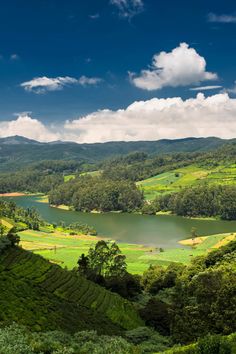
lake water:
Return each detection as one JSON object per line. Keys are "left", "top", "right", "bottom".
{"left": 11, "top": 195, "right": 236, "bottom": 248}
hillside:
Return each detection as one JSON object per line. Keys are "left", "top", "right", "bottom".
{"left": 0, "top": 245, "right": 142, "bottom": 333}
{"left": 0, "top": 135, "right": 232, "bottom": 171}
{"left": 138, "top": 162, "right": 236, "bottom": 200}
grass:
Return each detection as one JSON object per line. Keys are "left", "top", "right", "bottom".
{"left": 18, "top": 229, "right": 236, "bottom": 273}
{"left": 80, "top": 170, "right": 101, "bottom": 177}
{"left": 138, "top": 163, "right": 236, "bottom": 200}
{"left": 64, "top": 174, "right": 75, "bottom": 182}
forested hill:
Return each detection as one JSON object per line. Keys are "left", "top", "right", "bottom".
{"left": 0, "top": 135, "right": 233, "bottom": 171}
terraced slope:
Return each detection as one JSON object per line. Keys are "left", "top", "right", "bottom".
{"left": 138, "top": 163, "right": 236, "bottom": 200}
{"left": 0, "top": 246, "right": 142, "bottom": 332}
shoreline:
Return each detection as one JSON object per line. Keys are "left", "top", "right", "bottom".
{"left": 0, "top": 193, "right": 227, "bottom": 222}
{"left": 0, "top": 192, "right": 27, "bottom": 197}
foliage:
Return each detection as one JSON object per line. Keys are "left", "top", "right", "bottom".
{"left": 49, "top": 176, "right": 144, "bottom": 212}
{"left": 154, "top": 184, "right": 236, "bottom": 220}
{"left": 125, "top": 326, "right": 172, "bottom": 353}
{"left": 0, "top": 324, "right": 139, "bottom": 354}
{"left": 0, "top": 200, "right": 42, "bottom": 230}
{"left": 78, "top": 240, "right": 127, "bottom": 279}
{"left": 161, "top": 333, "right": 236, "bottom": 353}
{"left": 139, "top": 241, "right": 236, "bottom": 344}
{"left": 0, "top": 246, "right": 143, "bottom": 332}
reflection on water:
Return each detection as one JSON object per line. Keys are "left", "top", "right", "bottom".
{"left": 11, "top": 196, "right": 236, "bottom": 249}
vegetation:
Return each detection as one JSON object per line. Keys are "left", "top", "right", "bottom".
{"left": 49, "top": 176, "right": 144, "bottom": 212}
{"left": 0, "top": 324, "right": 139, "bottom": 354}
{"left": 139, "top": 240, "right": 236, "bottom": 344}
{"left": 0, "top": 244, "right": 143, "bottom": 332}
{"left": 154, "top": 184, "right": 236, "bottom": 220}
{"left": 18, "top": 226, "right": 236, "bottom": 273}
{"left": 0, "top": 199, "right": 42, "bottom": 230}
{"left": 0, "top": 136, "right": 227, "bottom": 172}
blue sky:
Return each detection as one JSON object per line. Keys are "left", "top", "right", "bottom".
{"left": 0, "top": 0, "right": 236, "bottom": 142}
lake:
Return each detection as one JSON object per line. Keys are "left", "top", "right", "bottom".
{"left": 11, "top": 195, "right": 236, "bottom": 248}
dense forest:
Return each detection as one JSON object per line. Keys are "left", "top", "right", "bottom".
{"left": 152, "top": 184, "right": 236, "bottom": 220}
{"left": 49, "top": 175, "right": 144, "bottom": 212}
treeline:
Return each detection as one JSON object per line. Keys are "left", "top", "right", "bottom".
{"left": 0, "top": 160, "right": 84, "bottom": 194}
{"left": 151, "top": 184, "right": 236, "bottom": 220}
{"left": 0, "top": 200, "right": 42, "bottom": 229}
{"left": 49, "top": 176, "right": 144, "bottom": 212}
{"left": 100, "top": 151, "right": 200, "bottom": 182}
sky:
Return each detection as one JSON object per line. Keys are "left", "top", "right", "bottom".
{"left": 1, "top": 0, "right": 236, "bottom": 143}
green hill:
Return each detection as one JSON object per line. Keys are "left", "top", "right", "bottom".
{"left": 138, "top": 162, "right": 236, "bottom": 200}
{"left": 0, "top": 245, "right": 143, "bottom": 333}
{"left": 0, "top": 136, "right": 231, "bottom": 171}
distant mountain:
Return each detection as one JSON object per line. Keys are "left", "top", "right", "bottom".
{"left": 0, "top": 135, "right": 234, "bottom": 171}
{"left": 0, "top": 135, "right": 42, "bottom": 145}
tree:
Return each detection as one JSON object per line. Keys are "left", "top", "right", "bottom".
{"left": 7, "top": 227, "right": 20, "bottom": 246}
{"left": 77, "top": 253, "right": 89, "bottom": 276}
{"left": 78, "top": 241, "right": 127, "bottom": 279}
{"left": 191, "top": 227, "right": 197, "bottom": 245}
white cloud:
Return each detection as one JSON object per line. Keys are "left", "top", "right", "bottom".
{"left": 110, "top": 0, "right": 144, "bottom": 18}
{"left": 63, "top": 93, "right": 236, "bottom": 143}
{"left": 0, "top": 114, "right": 59, "bottom": 142}
{"left": 21, "top": 75, "right": 102, "bottom": 94}
{"left": 78, "top": 76, "right": 102, "bottom": 86}
{"left": 3, "top": 93, "right": 236, "bottom": 143}
{"left": 21, "top": 76, "right": 78, "bottom": 94}
{"left": 190, "top": 85, "right": 222, "bottom": 91}
{"left": 130, "top": 43, "right": 218, "bottom": 90}
{"left": 208, "top": 13, "right": 236, "bottom": 23}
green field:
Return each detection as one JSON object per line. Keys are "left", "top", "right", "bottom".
{"left": 138, "top": 163, "right": 236, "bottom": 200}
{"left": 64, "top": 174, "right": 75, "bottom": 182}
{"left": 19, "top": 229, "right": 235, "bottom": 274}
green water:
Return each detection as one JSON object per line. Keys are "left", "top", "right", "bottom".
{"left": 11, "top": 195, "right": 236, "bottom": 248}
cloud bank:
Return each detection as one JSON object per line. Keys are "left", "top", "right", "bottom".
{"left": 130, "top": 43, "right": 218, "bottom": 90}
{"left": 1, "top": 93, "right": 236, "bottom": 143}
{"left": 21, "top": 75, "right": 102, "bottom": 94}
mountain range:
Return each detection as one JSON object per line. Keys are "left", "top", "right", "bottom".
{"left": 0, "top": 135, "right": 234, "bottom": 171}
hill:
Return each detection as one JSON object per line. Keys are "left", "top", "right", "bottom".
{"left": 138, "top": 162, "right": 236, "bottom": 200}
{"left": 0, "top": 244, "right": 142, "bottom": 333}
{"left": 0, "top": 135, "right": 232, "bottom": 171}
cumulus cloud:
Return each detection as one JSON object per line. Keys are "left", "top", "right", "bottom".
{"left": 110, "top": 0, "right": 144, "bottom": 18}
{"left": 208, "top": 13, "right": 236, "bottom": 23}
{"left": 130, "top": 43, "right": 218, "bottom": 90}
{"left": 2, "top": 94, "right": 236, "bottom": 143}
{"left": 63, "top": 93, "right": 236, "bottom": 143}
{"left": 21, "top": 75, "right": 102, "bottom": 94}
{"left": 0, "top": 114, "right": 59, "bottom": 142}
{"left": 190, "top": 85, "right": 222, "bottom": 91}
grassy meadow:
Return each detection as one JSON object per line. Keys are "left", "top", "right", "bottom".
{"left": 137, "top": 163, "right": 236, "bottom": 200}
{"left": 18, "top": 228, "right": 236, "bottom": 274}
